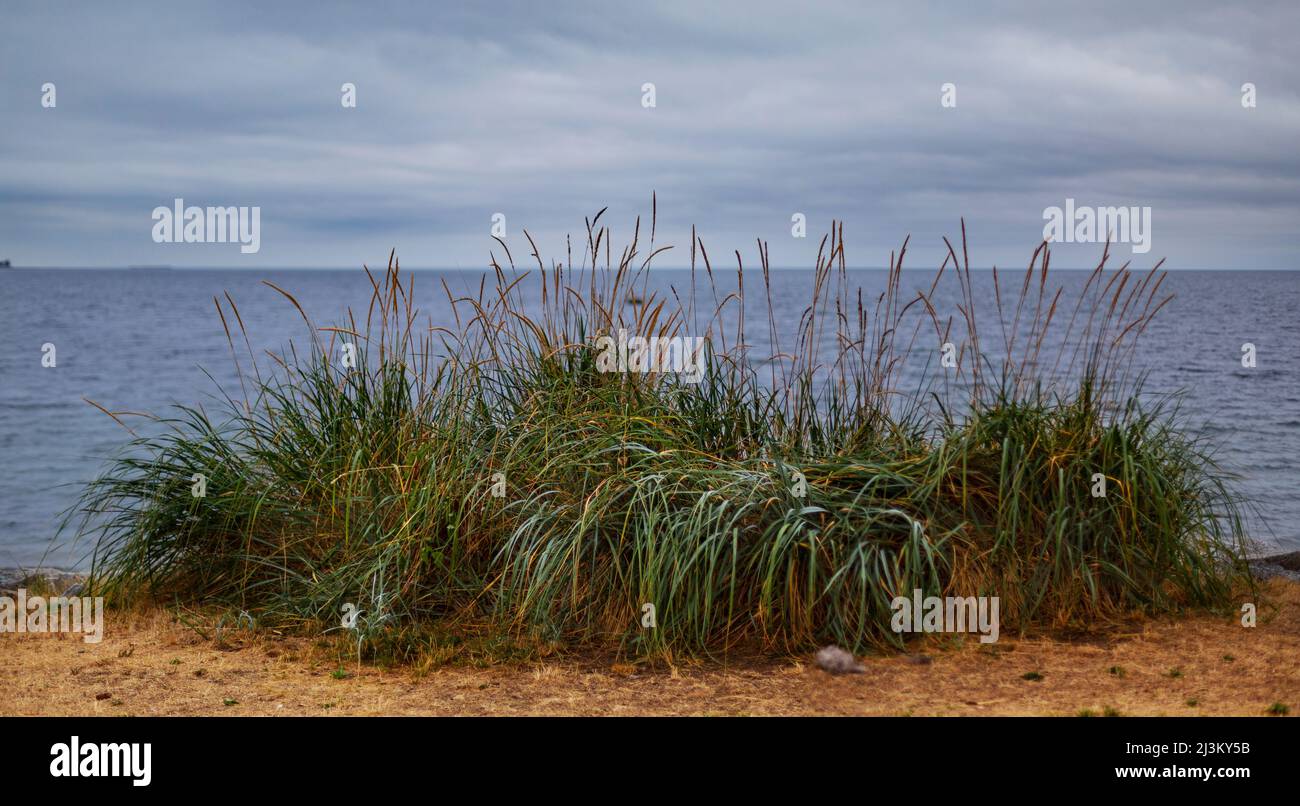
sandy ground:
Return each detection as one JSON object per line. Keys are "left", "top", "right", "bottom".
{"left": 2, "top": 580, "right": 1298, "bottom": 716}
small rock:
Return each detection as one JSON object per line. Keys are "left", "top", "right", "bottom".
{"left": 95, "top": 692, "right": 111, "bottom": 701}
{"left": 906, "top": 654, "right": 933, "bottom": 665}
{"left": 814, "top": 645, "right": 865, "bottom": 674}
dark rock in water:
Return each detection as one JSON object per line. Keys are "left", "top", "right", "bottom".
{"left": 1265, "top": 551, "right": 1300, "bottom": 572}
{"left": 814, "top": 645, "right": 866, "bottom": 674}
{"left": 1249, "top": 552, "right": 1300, "bottom": 583}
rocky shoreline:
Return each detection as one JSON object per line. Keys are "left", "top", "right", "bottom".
{"left": 4, "top": 552, "right": 1300, "bottom": 599}
{"left": 1248, "top": 551, "right": 1300, "bottom": 582}
{"left": 0, "top": 567, "right": 86, "bottom": 597}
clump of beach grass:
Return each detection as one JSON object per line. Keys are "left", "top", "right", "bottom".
{"left": 65, "top": 204, "right": 1254, "bottom": 659}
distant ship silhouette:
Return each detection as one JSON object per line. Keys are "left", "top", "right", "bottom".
{"left": 0, "top": 260, "right": 11, "bottom": 268}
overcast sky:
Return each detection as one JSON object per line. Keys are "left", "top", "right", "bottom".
{"left": 2, "top": 1, "right": 1298, "bottom": 269}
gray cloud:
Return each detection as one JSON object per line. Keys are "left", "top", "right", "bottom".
{"left": 1, "top": 0, "right": 1297, "bottom": 269}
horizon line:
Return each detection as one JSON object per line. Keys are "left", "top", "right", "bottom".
{"left": 4, "top": 265, "right": 1299, "bottom": 272}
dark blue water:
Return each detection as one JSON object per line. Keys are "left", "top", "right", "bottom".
{"left": 1, "top": 267, "right": 1296, "bottom": 568}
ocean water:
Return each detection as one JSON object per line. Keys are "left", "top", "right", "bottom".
{"left": 1, "top": 267, "right": 1297, "bottom": 569}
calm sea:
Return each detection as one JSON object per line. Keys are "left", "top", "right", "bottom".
{"left": 1, "top": 267, "right": 1297, "bottom": 568}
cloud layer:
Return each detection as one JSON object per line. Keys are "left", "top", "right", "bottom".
{"left": 2, "top": 0, "right": 1298, "bottom": 269}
